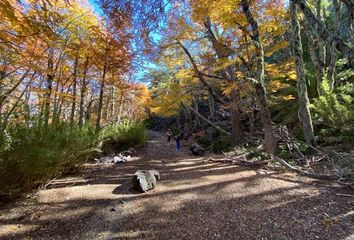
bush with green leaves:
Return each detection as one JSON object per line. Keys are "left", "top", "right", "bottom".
{"left": 311, "top": 80, "right": 353, "bottom": 130}
{"left": 197, "top": 134, "right": 234, "bottom": 153}
{"left": 0, "top": 123, "right": 97, "bottom": 199}
{"left": 99, "top": 121, "right": 147, "bottom": 153}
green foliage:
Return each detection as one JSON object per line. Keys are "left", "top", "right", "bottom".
{"left": 0, "top": 123, "right": 97, "bottom": 199}
{"left": 297, "top": 141, "right": 310, "bottom": 154}
{"left": 143, "top": 118, "right": 160, "bottom": 129}
{"left": 99, "top": 121, "right": 147, "bottom": 153}
{"left": 197, "top": 135, "right": 233, "bottom": 153}
{"left": 278, "top": 144, "right": 291, "bottom": 159}
{"left": 336, "top": 58, "right": 354, "bottom": 82}
{"left": 196, "top": 136, "right": 212, "bottom": 149}
{"left": 0, "top": 121, "right": 148, "bottom": 201}
{"left": 212, "top": 135, "right": 234, "bottom": 153}
{"left": 310, "top": 80, "right": 354, "bottom": 129}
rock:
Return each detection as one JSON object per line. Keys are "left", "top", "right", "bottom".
{"left": 96, "top": 153, "right": 130, "bottom": 164}
{"left": 190, "top": 143, "right": 205, "bottom": 156}
{"left": 132, "top": 170, "right": 160, "bottom": 193}
{"left": 113, "top": 154, "right": 130, "bottom": 163}
{"left": 120, "top": 148, "right": 136, "bottom": 156}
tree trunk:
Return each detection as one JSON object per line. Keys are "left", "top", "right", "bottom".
{"left": 230, "top": 89, "right": 241, "bottom": 143}
{"left": 79, "top": 57, "right": 89, "bottom": 127}
{"left": 44, "top": 48, "right": 54, "bottom": 127}
{"left": 110, "top": 86, "right": 115, "bottom": 123}
{"left": 249, "top": 108, "right": 255, "bottom": 139}
{"left": 177, "top": 41, "right": 226, "bottom": 105}
{"left": 293, "top": 0, "right": 354, "bottom": 59}
{"left": 241, "top": 0, "right": 276, "bottom": 154}
{"left": 193, "top": 97, "right": 200, "bottom": 130}
{"left": 117, "top": 90, "right": 124, "bottom": 123}
{"left": 208, "top": 93, "right": 215, "bottom": 120}
{"left": 326, "top": 0, "right": 341, "bottom": 90}
{"left": 70, "top": 57, "right": 79, "bottom": 124}
{"left": 2, "top": 74, "right": 35, "bottom": 128}
{"left": 307, "top": 35, "right": 325, "bottom": 96}
{"left": 96, "top": 65, "right": 106, "bottom": 131}
{"left": 204, "top": 18, "right": 242, "bottom": 142}
{"left": 52, "top": 67, "right": 62, "bottom": 125}
{"left": 339, "top": 0, "right": 354, "bottom": 46}
{"left": 186, "top": 104, "right": 231, "bottom": 136}
{"left": 290, "top": 0, "right": 317, "bottom": 146}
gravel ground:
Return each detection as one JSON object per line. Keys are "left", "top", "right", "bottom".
{"left": 0, "top": 131, "right": 353, "bottom": 240}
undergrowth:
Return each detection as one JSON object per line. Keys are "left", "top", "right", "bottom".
{"left": 0, "top": 120, "right": 147, "bottom": 201}
{"left": 99, "top": 120, "right": 147, "bottom": 153}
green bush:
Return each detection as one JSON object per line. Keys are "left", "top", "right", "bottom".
{"left": 311, "top": 80, "right": 354, "bottom": 129}
{"left": 196, "top": 136, "right": 212, "bottom": 149}
{"left": 196, "top": 134, "right": 234, "bottom": 153}
{"left": 0, "top": 123, "right": 97, "bottom": 199}
{"left": 211, "top": 135, "right": 234, "bottom": 153}
{"left": 99, "top": 121, "right": 147, "bottom": 153}
{"left": 278, "top": 144, "right": 291, "bottom": 159}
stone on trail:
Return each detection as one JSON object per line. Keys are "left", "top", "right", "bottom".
{"left": 132, "top": 170, "right": 160, "bottom": 193}
{"left": 190, "top": 143, "right": 205, "bottom": 156}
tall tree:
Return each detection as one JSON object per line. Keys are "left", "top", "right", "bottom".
{"left": 241, "top": 0, "right": 276, "bottom": 154}
{"left": 290, "top": 0, "right": 316, "bottom": 146}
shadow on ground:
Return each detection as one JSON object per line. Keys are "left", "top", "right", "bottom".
{"left": 0, "top": 131, "right": 353, "bottom": 240}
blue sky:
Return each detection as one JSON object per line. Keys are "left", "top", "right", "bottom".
{"left": 88, "top": 0, "right": 104, "bottom": 15}
{"left": 87, "top": 0, "right": 160, "bottom": 84}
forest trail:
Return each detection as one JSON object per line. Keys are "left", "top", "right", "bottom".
{"left": 0, "top": 131, "right": 353, "bottom": 240}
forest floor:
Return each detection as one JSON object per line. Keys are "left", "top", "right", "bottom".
{"left": 0, "top": 131, "right": 353, "bottom": 240}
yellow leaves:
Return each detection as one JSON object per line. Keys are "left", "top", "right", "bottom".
{"left": 266, "top": 59, "right": 296, "bottom": 81}
{"left": 270, "top": 80, "right": 290, "bottom": 93}
{"left": 270, "top": 80, "right": 281, "bottom": 93}
{"left": 288, "top": 71, "right": 297, "bottom": 81}
{"left": 222, "top": 82, "right": 237, "bottom": 96}
{"left": 282, "top": 95, "right": 296, "bottom": 101}
{"left": 149, "top": 71, "right": 194, "bottom": 117}
{"left": 213, "top": 58, "right": 241, "bottom": 72}
{"left": 265, "top": 40, "right": 289, "bottom": 57}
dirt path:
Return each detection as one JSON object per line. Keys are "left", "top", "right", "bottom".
{"left": 0, "top": 131, "right": 353, "bottom": 240}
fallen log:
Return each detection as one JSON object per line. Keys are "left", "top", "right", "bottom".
{"left": 272, "top": 155, "right": 340, "bottom": 180}
{"left": 207, "top": 157, "right": 269, "bottom": 166}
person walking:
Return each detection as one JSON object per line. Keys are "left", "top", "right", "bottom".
{"left": 175, "top": 133, "right": 181, "bottom": 151}
{"left": 166, "top": 128, "right": 172, "bottom": 143}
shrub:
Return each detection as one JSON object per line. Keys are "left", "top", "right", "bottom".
{"left": 0, "top": 123, "right": 97, "bottom": 200}
{"left": 311, "top": 80, "right": 354, "bottom": 130}
{"left": 196, "top": 136, "right": 212, "bottom": 149}
{"left": 211, "top": 135, "right": 234, "bottom": 153}
{"left": 99, "top": 120, "right": 147, "bottom": 153}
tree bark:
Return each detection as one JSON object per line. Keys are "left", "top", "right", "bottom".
{"left": 96, "top": 65, "right": 106, "bottom": 131}
{"left": 230, "top": 89, "right": 241, "bottom": 143}
{"left": 204, "top": 18, "right": 242, "bottom": 142}
{"left": 290, "top": 0, "right": 317, "bottom": 147}
{"left": 79, "top": 56, "right": 89, "bottom": 127}
{"left": 241, "top": 0, "right": 276, "bottom": 154}
{"left": 193, "top": 97, "right": 200, "bottom": 130}
{"left": 208, "top": 92, "right": 215, "bottom": 120}
{"left": 293, "top": 0, "right": 354, "bottom": 59}
{"left": 43, "top": 48, "right": 54, "bottom": 127}
{"left": 2, "top": 73, "right": 36, "bottom": 128}
{"left": 70, "top": 57, "right": 79, "bottom": 124}
{"left": 177, "top": 41, "right": 226, "bottom": 105}
{"left": 326, "top": 0, "right": 341, "bottom": 90}
{"left": 307, "top": 34, "right": 325, "bottom": 96}
{"left": 186, "top": 104, "right": 231, "bottom": 136}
